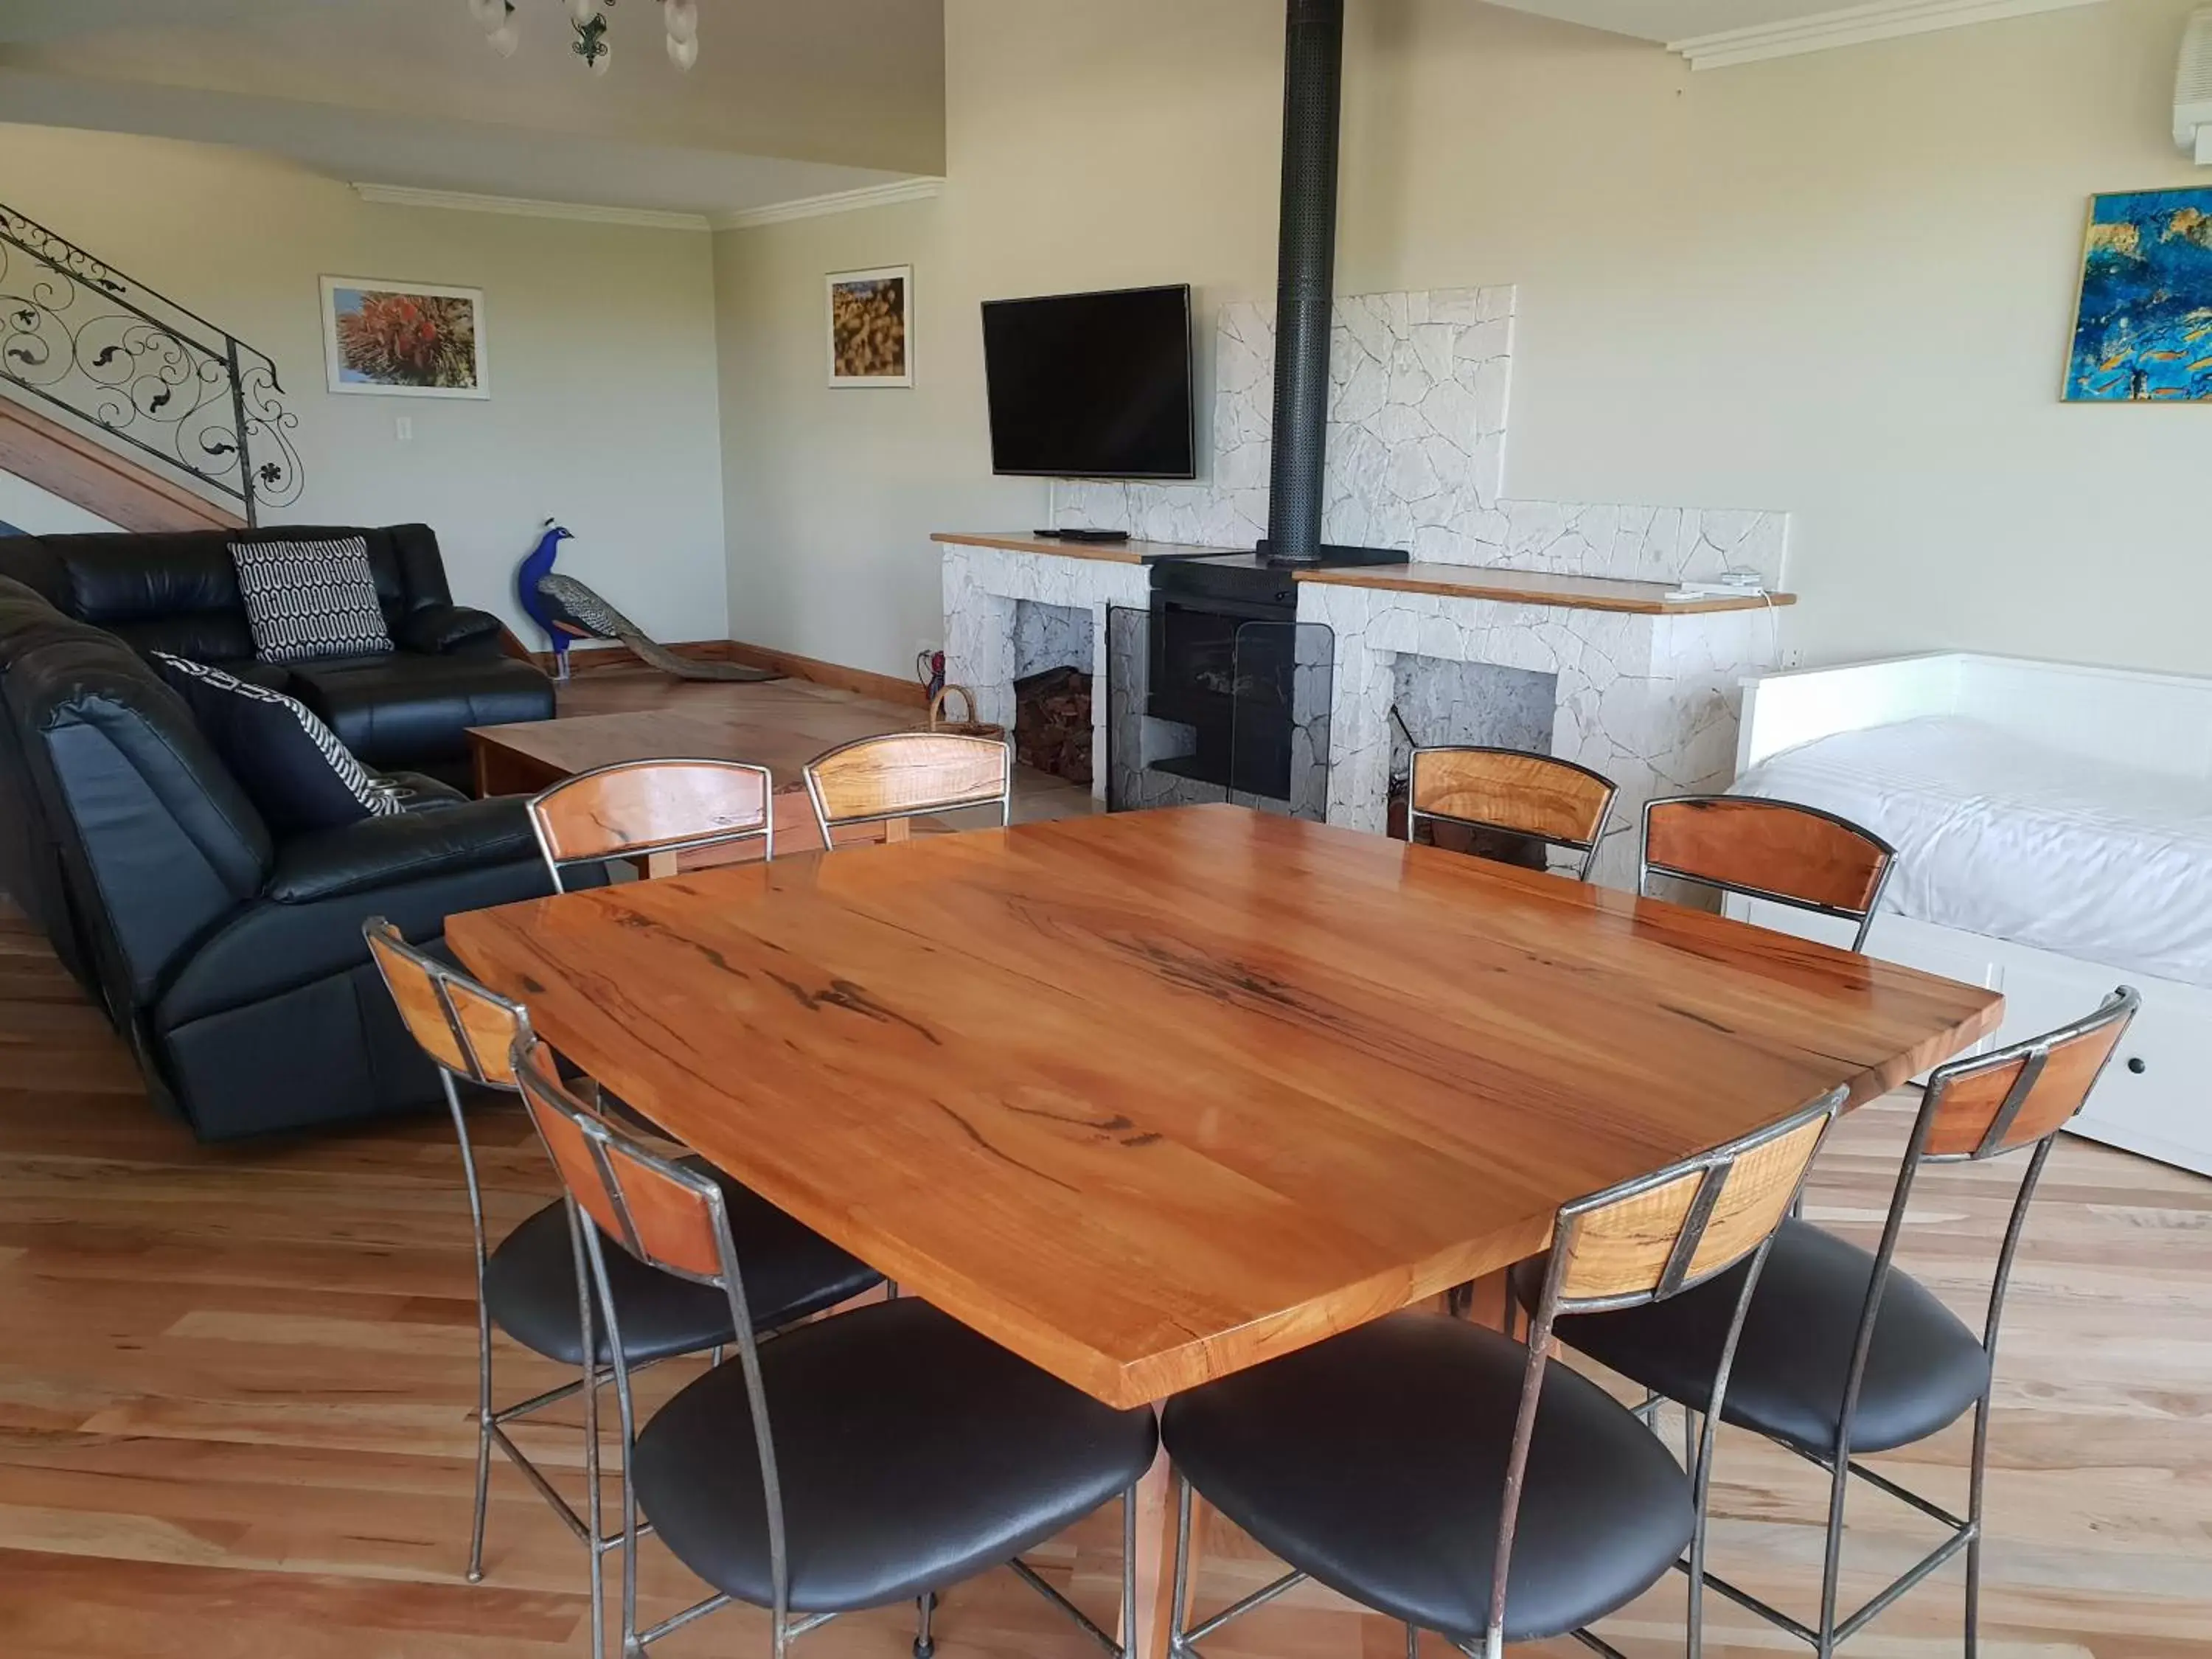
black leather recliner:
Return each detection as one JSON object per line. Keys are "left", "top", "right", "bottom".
{"left": 0, "top": 574, "right": 582, "bottom": 1141}
{"left": 0, "top": 523, "right": 554, "bottom": 789}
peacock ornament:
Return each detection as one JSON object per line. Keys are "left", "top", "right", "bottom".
{"left": 516, "top": 521, "right": 777, "bottom": 683}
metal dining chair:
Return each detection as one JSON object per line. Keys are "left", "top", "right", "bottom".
{"left": 510, "top": 1033, "right": 1159, "bottom": 1659}
{"left": 802, "top": 730, "right": 1012, "bottom": 848}
{"left": 1641, "top": 795, "right": 1897, "bottom": 950}
{"left": 1161, "top": 1085, "right": 1846, "bottom": 1659}
{"left": 1529, "top": 988, "right": 2140, "bottom": 1659}
{"left": 528, "top": 757, "right": 776, "bottom": 888}
{"left": 361, "top": 921, "right": 879, "bottom": 1659}
{"left": 1405, "top": 745, "right": 1618, "bottom": 880}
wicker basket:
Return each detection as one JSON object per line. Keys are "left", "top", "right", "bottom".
{"left": 927, "top": 684, "right": 1005, "bottom": 742}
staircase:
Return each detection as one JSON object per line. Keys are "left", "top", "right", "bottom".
{"left": 0, "top": 204, "right": 303, "bottom": 533}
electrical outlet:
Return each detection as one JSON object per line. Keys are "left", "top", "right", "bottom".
{"left": 394, "top": 416, "right": 413, "bottom": 442}
{"left": 1782, "top": 646, "right": 1806, "bottom": 670}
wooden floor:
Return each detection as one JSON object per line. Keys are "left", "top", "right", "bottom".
{"left": 3, "top": 674, "right": 2208, "bottom": 1658}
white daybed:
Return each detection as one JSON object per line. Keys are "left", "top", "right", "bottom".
{"left": 1731, "top": 652, "right": 2212, "bottom": 1178}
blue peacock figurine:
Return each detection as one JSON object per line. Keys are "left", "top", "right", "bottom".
{"left": 516, "top": 521, "right": 778, "bottom": 683}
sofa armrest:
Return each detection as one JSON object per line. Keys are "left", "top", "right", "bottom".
{"left": 396, "top": 602, "right": 506, "bottom": 655}
{"left": 267, "top": 797, "right": 540, "bottom": 904}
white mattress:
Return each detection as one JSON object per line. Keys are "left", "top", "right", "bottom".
{"left": 1732, "top": 717, "right": 2212, "bottom": 990}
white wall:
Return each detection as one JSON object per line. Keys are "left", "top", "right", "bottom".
{"left": 1, "top": 122, "right": 728, "bottom": 647}
{"left": 717, "top": 0, "right": 2212, "bottom": 681}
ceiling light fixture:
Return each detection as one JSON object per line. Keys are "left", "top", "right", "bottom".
{"left": 465, "top": 0, "right": 700, "bottom": 74}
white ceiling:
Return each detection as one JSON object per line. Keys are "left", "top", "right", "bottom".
{"left": 0, "top": 0, "right": 944, "bottom": 217}
{"left": 1483, "top": 0, "right": 1864, "bottom": 38}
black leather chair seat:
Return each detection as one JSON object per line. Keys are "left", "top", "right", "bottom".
{"left": 288, "top": 652, "right": 553, "bottom": 769}
{"left": 485, "top": 1160, "right": 880, "bottom": 1366}
{"left": 1532, "top": 1218, "right": 1992, "bottom": 1456}
{"left": 630, "top": 1296, "right": 1158, "bottom": 1615}
{"left": 1161, "top": 1312, "right": 1693, "bottom": 1645}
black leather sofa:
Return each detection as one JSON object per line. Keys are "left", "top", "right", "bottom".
{"left": 0, "top": 524, "right": 553, "bottom": 790}
{"left": 0, "top": 562, "right": 576, "bottom": 1141}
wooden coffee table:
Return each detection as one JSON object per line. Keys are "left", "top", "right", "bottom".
{"left": 469, "top": 692, "right": 931, "bottom": 869}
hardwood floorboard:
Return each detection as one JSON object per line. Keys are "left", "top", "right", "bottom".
{"left": 2, "top": 674, "right": 2206, "bottom": 1656}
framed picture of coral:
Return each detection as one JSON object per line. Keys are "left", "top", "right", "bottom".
{"left": 826, "top": 265, "right": 913, "bottom": 387}
{"left": 320, "top": 276, "right": 489, "bottom": 399}
{"left": 2065, "top": 188, "right": 2212, "bottom": 403}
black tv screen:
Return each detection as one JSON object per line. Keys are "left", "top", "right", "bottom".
{"left": 982, "top": 285, "right": 1195, "bottom": 479}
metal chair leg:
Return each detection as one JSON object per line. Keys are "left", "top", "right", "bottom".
{"left": 1965, "top": 1391, "right": 1992, "bottom": 1659}
{"left": 467, "top": 1307, "right": 493, "bottom": 1583}
{"left": 447, "top": 1071, "right": 496, "bottom": 1587}
{"left": 1166, "top": 1474, "right": 1193, "bottom": 1658}
{"left": 913, "top": 1590, "right": 936, "bottom": 1659}
{"left": 1815, "top": 1444, "right": 1850, "bottom": 1659}
{"left": 575, "top": 1219, "right": 608, "bottom": 1659}
{"left": 1407, "top": 1623, "right": 1421, "bottom": 1658}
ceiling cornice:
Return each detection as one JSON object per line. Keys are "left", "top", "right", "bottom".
{"left": 709, "top": 176, "right": 944, "bottom": 232}
{"left": 350, "top": 182, "right": 710, "bottom": 231}
{"left": 1669, "top": 0, "right": 2110, "bottom": 70}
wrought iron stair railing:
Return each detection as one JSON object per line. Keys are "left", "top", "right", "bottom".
{"left": 0, "top": 203, "right": 303, "bottom": 526}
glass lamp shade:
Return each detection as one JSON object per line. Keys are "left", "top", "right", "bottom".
{"left": 489, "top": 15, "right": 521, "bottom": 55}
{"left": 667, "top": 30, "right": 699, "bottom": 69}
{"left": 664, "top": 0, "right": 699, "bottom": 43}
{"left": 467, "top": 0, "right": 507, "bottom": 29}
{"left": 567, "top": 0, "right": 599, "bottom": 25}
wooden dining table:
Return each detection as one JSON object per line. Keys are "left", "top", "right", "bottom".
{"left": 447, "top": 802, "right": 2003, "bottom": 1658}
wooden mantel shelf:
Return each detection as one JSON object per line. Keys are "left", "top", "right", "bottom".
{"left": 931, "top": 531, "right": 1225, "bottom": 566}
{"left": 1294, "top": 563, "right": 1796, "bottom": 615}
{"left": 933, "top": 533, "right": 1795, "bottom": 615}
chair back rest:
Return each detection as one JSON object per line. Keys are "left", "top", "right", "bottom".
{"left": 1408, "top": 746, "right": 1616, "bottom": 866}
{"left": 804, "top": 731, "right": 1011, "bottom": 841}
{"left": 1643, "top": 795, "right": 1894, "bottom": 941}
{"left": 363, "top": 917, "right": 529, "bottom": 1089}
{"left": 1919, "top": 987, "right": 2138, "bottom": 1162}
{"left": 1548, "top": 1087, "right": 1846, "bottom": 1311}
{"left": 528, "top": 758, "right": 773, "bottom": 885}
{"left": 512, "top": 1034, "right": 729, "bottom": 1283}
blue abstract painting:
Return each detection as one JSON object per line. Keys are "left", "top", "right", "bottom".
{"left": 2065, "top": 188, "right": 2212, "bottom": 403}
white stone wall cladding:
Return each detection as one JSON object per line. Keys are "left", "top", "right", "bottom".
{"left": 942, "top": 543, "right": 1147, "bottom": 801}
{"left": 1298, "top": 580, "right": 1778, "bottom": 888}
{"left": 1051, "top": 287, "right": 1788, "bottom": 590}
{"left": 1014, "top": 599, "right": 1095, "bottom": 678}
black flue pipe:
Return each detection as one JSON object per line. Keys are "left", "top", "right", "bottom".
{"left": 1264, "top": 0, "right": 1346, "bottom": 568}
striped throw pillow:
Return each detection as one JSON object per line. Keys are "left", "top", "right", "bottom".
{"left": 151, "top": 652, "right": 403, "bottom": 835}
{"left": 229, "top": 533, "right": 396, "bottom": 664}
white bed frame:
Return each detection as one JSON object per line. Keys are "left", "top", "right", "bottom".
{"left": 1735, "top": 652, "right": 2212, "bottom": 1178}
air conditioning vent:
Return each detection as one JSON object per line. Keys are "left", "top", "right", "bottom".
{"left": 2180, "top": 7, "right": 2212, "bottom": 160}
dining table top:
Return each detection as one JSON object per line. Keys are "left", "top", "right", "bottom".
{"left": 446, "top": 803, "right": 2003, "bottom": 1410}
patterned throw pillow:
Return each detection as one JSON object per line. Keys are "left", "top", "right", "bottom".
{"left": 151, "top": 652, "right": 403, "bottom": 837}
{"left": 229, "top": 533, "right": 396, "bottom": 664}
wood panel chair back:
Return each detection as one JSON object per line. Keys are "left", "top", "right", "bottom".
{"left": 803, "top": 730, "right": 1012, "bottom": 846}
{"left": 528, "top": 759, "right": 775, "bottom": 887}
{"left": 1548, "top": 1087, "right": 1845, "bottom": 1309}
{"left": 1407, "top": 746, "right": 1618, "bottom": 880}
{"left": 1920, "top": 987, "right": 2138, "bottom": 1162}
{"left": 1642, "top": 795, "right": 1896, "bottom": 949}
{"left": 363, "top": 918, "right": 529, "bottom": 1091}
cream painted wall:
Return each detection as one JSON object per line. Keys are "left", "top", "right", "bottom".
{"left": 1, "top": 122, "right": 728, "bottom": 647}
{"left": 719, "top": 0, "right": 2211, "bottom": 681}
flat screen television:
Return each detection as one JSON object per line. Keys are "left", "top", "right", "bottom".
{"left": 981, "top": 284, "right": 1196, "bottom": 479}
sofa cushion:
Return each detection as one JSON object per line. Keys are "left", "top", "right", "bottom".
{"left": 229, "top": 532, "right": 397, "bottom": 664}
{"left": 151, "top": 653, "right": 401, "bottom": 837}
{"left": 288, "top": 652, "right": 555, "bottom": 768}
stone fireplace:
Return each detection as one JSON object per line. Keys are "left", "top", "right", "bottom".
{"left": 942, "top": 285, "right": 1790, "bottom": 883}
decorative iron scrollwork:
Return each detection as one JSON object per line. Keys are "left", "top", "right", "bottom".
{"left": 0, "top": 204, "right": 303, "bottom": 523}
